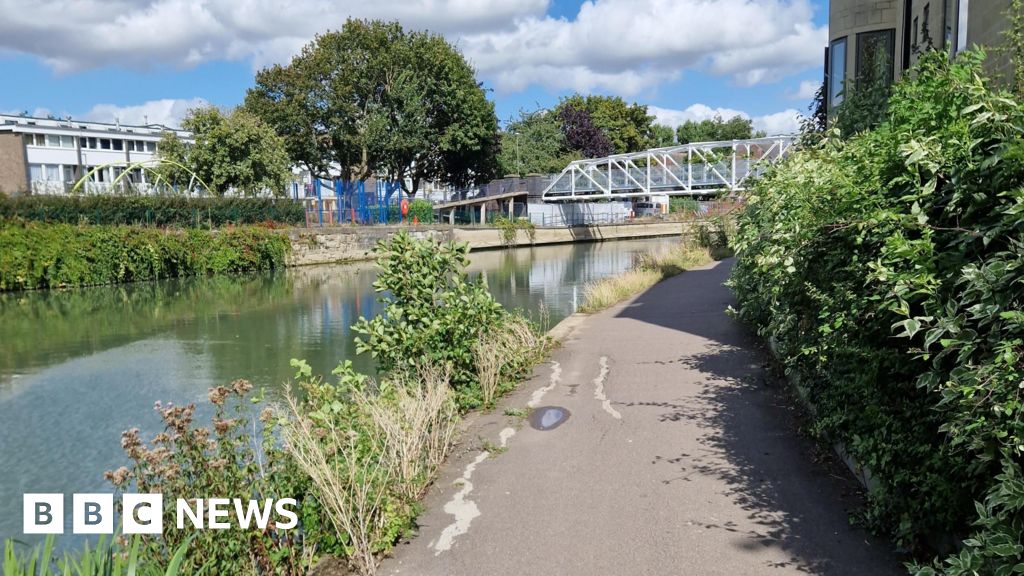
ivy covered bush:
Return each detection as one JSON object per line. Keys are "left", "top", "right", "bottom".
{"left": 0, "top": 194, "right": 305, "bottom": 228}
{"left": 0, "top": 220, "right": 291, "bottom": 290}
{"left": 731, "top": 49, "right": 1024, "bottom": 574}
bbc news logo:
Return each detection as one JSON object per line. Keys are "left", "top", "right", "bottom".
{"left": 23, "top": 494, "right": 298, "bottom": 535}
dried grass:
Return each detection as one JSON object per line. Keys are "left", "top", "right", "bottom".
{"left": 473, "top": 314, "right": 547, "bottom": 406}
{"left": 579, "top": 243, "right": 711, "bottom": 313}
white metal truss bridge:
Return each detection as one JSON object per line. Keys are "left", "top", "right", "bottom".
{"left": 540, "top": 136, "right": 796, "bottom": 202}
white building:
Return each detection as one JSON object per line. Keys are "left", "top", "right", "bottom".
{"left": 0, "top": 113, "right": 192, "bottom": 195}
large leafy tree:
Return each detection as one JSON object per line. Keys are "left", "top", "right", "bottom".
{"left": 557, "top": 103, "right": 614, "bottom": 158}
{"left": 651, "top": 124, "right": 676, "bottom": 147}
{"left": 157, "top": 106, "right": 291, "bottom": 196}
{"left": 556, "top": 94, "right": 654, "bottom": 153}
{"left": 675, "top": 115, "right": 764, "bottom": 144}
{"left": 497, "top": 109, "right": 579, "bottom": 176}
{"left": 245, "top": 19, "right": 499, "bottom": 196}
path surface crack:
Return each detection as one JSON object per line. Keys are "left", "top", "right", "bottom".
{"left": 528, "top": 361, "right": 561, "bottom": 408}
{"left": 593, "top": 356, "right": 621, "bottom": 419}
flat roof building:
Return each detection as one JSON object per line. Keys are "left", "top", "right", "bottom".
{"left": 0, "top": 113, "right": 192, "bottom": 195}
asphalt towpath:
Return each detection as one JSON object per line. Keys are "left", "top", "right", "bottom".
{"left": 382, "top": 258, "right": 903, "bottom": 576}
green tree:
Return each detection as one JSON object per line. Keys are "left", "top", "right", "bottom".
{"left": 497, "top": 109, "right": 580, "bottom": 176}
{"left": 651, "top": 124, "right": 676, "bottom": 147}
{"left": 157, "top": 106, "right": 291, "bottom": 196}
{"left": 675, "top": 115, "right": 762, "bottom": 144}
{"left": 245, "top": 19, "right": 499, "bottom": 196}
{"left": 555, "top": 94, "right": 654, "bottom": 153}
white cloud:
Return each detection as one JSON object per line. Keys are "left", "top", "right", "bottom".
{"left": 649, "top": 104, "right": 804, "bottom": 135}
{"left": 790, "top": 79, "right": 821, "bottom": 100}
{"left": 0, "top": 0, "right": 548, "bottom": 73}
{"left": 82, "top": 98, "right": 209, "bottom": 128}
{"left": 461, "top": 0, "right": 826, "bottom": 94}
{"left": 0, "top": 0, "right": 824, "bottom": 97}
{"left": 752, "top": 108, "right": 803, "bottom": 134}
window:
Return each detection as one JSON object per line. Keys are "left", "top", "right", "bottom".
{"left": 45, "top": 134, "right": 61, "bottom": 147}
{"left": 956, "top": 0, "right": 969, "bottom": 54}
{"left": 856, "top": 29, "right": 896, "bottom": 89}
{"left": 60, "top": 135, "right": 74, "bottom": 148}
{"left": 24, "top": 134, "right": 46, "bottom": 147}
{"left": 145, "top": 141, "right": 156, "bottom": 153}
{"left": 112, "top": 139, "right": 123, "bottom": 151}
{"left": 45, "top": 165, "right": 59, "bottom": 181}
{"left": 63, "top": 166, "right": 76, "bottom": 183}
{"left": 828, "top": 37, "right": 848, "bottom": 108}
{"left": 29, "top": 164, "right": 42, "bottom": 181}
{"left": 99, "top": 138, "right": 111, "bottom": 150}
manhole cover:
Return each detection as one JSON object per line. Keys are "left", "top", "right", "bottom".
{"left": 529, "top": 406, "right": 571, "bottom": 431}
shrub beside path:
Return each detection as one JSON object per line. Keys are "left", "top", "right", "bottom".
{"left": 380, "top": 258, "right": 902, "bottom": 576}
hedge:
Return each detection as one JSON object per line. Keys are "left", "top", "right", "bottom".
{"left": 0, "top": 195, "right": 306, "bottom": 228}
{"left": 731, "top": 49, "right": 1024, "bottom": 574}
{"left": 0, "top": 219, "right": 291, "bottom": 291}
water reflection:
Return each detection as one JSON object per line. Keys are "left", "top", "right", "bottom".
{"left": 0, "top": 236, "right": 675, "bottom": 541}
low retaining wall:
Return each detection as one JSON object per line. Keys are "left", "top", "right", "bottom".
{"left": 286, "top": 221, "right": 688, "bottom": 266}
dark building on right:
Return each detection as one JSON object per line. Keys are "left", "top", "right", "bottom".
{"left": 827, "top": 0, "right": 1015, "bottom": 113}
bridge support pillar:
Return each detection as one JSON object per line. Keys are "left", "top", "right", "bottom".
{"left": 449, "top": 208, "right": 455, "bottom": 225}
{"left": 480, "top": 203, "right": 486, "bottom": 225}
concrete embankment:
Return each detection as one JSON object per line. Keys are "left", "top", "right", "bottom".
{"left": 285, "top": 221, "right": 688, "bottom": 267}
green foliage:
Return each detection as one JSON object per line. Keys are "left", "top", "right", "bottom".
{"left": 246, "top": 19, "right": 499, "bottom": 195}
{"left": 493, "top": 216, "right": 536, "bottom": 247}
{"left": 353, "top": 232, "right": 506, "bottom": 408}
{"left": 651, "top": 124, "right": 676, "bottom": 147}
{"left": 497, "top": 109, "right": 581, "bottom": 176}
{"left": 3, "top": 534, "right": 193, "bottom": 576}
{"left": 105, "top": 382, "right": 319, "bottom": 574}
{"left": 0, "top": 194, "right": 305, "bottom": 227}
{"left": 676, "top": 114, "right": 764, "bottom": 144}
{"left": 406, "top": 198, "right": 434, "bottom": 223}
{"left": 157, "top": 106, "right": 292, "bottom": 197}
{"left": 0, "top": 221, "right": 290, "bottom": 290}
{"left": 730, "top": 48, "right": 1024, "bottom": 572}
{"left": 556, "top": 94, "right": 655, "bottom": 153}
{"left": 693, "top": 216, "right": 735, "bottom": 260}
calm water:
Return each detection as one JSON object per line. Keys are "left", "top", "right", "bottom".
{"left": 0, "top": 236, "right": 676, "bottom": 541}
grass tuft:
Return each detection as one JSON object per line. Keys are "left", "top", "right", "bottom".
{"left": 579, "top": 243, "right": 712, "bottom": 313}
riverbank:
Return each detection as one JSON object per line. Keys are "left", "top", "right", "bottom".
{"left": 0, "top": 220, "right": 290, "bottom": 291}
{"left": 286, "top": 221, "right": 688, "bottom": 266}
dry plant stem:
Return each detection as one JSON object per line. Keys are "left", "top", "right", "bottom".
{"left": 284, "top": 390, "right": 396, "bottom": 576}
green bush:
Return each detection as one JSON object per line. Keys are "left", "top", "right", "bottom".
{"left": 0, "top": 220, "right": 290, "bottom": 290}
{"left": 406, "top": 198, "right": 435, "bottom": 223}
{"left": 0, "top": 195, "right": 305, "bottom": 228}
{"left": 354, "top": 231, "right": 512, "bottom": 408}
{"left": 731, "top": 48, "right": 1024, "bottom": 573}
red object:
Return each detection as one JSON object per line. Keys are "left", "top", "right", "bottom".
{"left": 400, "top": 199, "right": 409, "bottom": 216}
{"left": 413, "top": 215, "right": 419, "bottom": 225}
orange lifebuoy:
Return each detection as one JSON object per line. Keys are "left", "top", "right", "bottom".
{"left": 400, "top": 199, "right": 409, "bottom": 216}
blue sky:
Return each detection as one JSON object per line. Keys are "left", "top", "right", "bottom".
{"left": 0, "top": 0, "right": 829, "bottom": 135}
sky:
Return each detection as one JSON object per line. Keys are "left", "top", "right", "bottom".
{"left": 0, "top": 0, "right": 829, "bottom": 136}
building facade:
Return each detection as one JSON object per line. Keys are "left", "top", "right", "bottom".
{"left": 827, "top": 0, "right": 1013, "bottom": 112}
{"left": 0, "top": 114, "right": 192, "bottom": 195}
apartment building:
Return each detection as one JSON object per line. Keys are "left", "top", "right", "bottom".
{"left": 0, "top": 113, "right": 192, "bottom": 195}
{"left": 827, "top": 0, "right": 1013, "bottom": 112}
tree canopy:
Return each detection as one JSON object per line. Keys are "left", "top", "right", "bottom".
{"left": 496, "top": 110, "right": 580, "bottom": 176}
{"left": 244, "top": 19, "right": 499, "bottom": 196}
{"left": 675, "top": 115, "right": 765, "bottom": 144}
{"left": 555, "top": 95, "right": 654, "bottom": 153}
{"left": 157, "top": 106, "right": 291, "bottom": 196}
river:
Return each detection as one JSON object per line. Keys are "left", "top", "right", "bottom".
{"left": 0, "top": 236, "right": 678, "bottom": 541}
